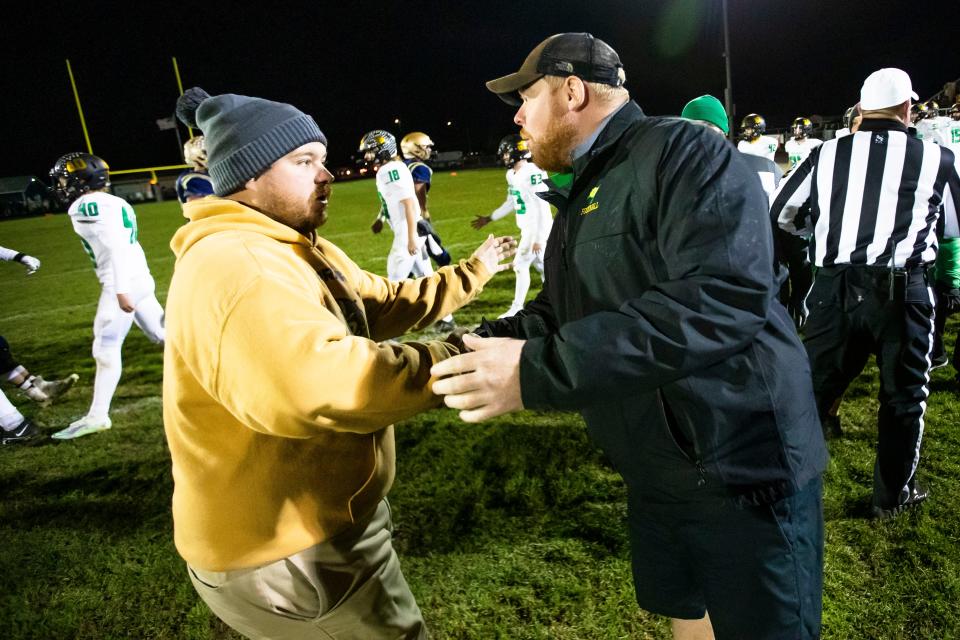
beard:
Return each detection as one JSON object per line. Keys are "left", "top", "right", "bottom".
{"left": 309, "top": 182, "right": 332, "bottom": 228}
{"left": 525, "top": 106, "right": 579, "bottom": 173}
{"left": 264, "top": 182, "right": 332, "bottom": 236}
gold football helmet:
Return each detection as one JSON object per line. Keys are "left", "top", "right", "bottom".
{"left": 400, "top": 132, "right": 434, "bottom": 160}
{"left": 183, "top": 136, "right": 208, "bottom": 170}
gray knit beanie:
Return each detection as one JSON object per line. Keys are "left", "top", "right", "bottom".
{"left": 175, "top": 87, "right": 327, "bottom": 196}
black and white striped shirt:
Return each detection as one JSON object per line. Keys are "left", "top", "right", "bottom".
{"left": 772, "top": 119, "right": 960, "bottom": 268}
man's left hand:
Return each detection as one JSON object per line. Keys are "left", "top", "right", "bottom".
{"left": 431, "top": 334, "right": 525, "bottom": 422}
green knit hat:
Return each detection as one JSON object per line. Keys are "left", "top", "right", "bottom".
{"left": 681, "top": 95, "right": 729, "bottom": 134}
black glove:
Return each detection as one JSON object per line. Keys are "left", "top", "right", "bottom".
{"left": 940, "top": 287, "right": 960, "bottom": 314}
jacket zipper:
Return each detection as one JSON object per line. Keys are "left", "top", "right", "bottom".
{"left": 657, "top": 389, "right": 706, "bottom": 487}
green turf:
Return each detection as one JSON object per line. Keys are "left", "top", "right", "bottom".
{"left": 1, "top": 167, "right": 958, "bottom": 639}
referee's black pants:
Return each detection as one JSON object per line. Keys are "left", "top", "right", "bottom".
{"left": 802, "top": 265, "right": 935, "bottom": 508}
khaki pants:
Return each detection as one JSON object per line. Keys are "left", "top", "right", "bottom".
{"left": 188, "top": 500, "right": 427, "bottom": 640}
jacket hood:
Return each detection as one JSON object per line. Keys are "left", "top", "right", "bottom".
{"left": 171, "top": 197, "right": 313, "bottom": 260}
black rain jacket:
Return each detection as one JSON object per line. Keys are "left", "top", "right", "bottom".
{"left": 480, "top": 101, "right": 828, "bottom": 506}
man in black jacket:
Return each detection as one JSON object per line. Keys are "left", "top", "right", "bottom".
{"left": 432, "top": 34, "right": 828, "bottom": 640}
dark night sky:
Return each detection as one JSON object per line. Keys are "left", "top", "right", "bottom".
{"left": 1, "top": 0, "right": 951, "bottom": 181}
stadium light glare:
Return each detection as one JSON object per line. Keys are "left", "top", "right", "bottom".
{"left": 446, "top": 121, "right": 452, "bottom": 126}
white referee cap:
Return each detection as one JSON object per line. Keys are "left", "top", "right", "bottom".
{"left": 860, "top": 68, "right": 919, "bottom": 110}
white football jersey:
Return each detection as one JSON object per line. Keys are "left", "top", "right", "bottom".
{"left": 491, "top": 161, "right": 552, "bottom": 241}
{"left": 945, "top": 121, "right": 960, "bottom": 155}
{"left": 375, "top": 160, "right": 421, "bottom": 238}
{"left": 785, "top": 137, "right": 822, "bottom": 167}
{"left": 738, "top": 135, "right": 779, "bottom": 162}
{"left": 916, "top": 116, "right": 953, "bottom": 147}
{"left": 68, "top": 192, "right": 151, "bottom": 293}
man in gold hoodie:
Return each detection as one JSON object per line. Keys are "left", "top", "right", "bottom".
{"left": 164, "top": 87, "right": 514, "bottom": 640}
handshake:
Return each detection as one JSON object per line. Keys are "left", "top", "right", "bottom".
{"left": 431, "top": 331, "right": 526, "bottom": 423}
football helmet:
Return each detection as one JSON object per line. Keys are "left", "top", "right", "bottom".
{"left": 950, "top": 102, "right": 960, "bottom": 121}
{"left": 791, "top": 117, "right": 813, "bottom": 139}
{"left": 922, "top": 100, "right": 939, "bottom": 119}
{"left": 497, "top": 134, "right": 531, "bottom": 167}
{"left": 739, "top": 113, "right": 766, "bottom": 141}
{"left": 400, "top": 132, "right": 434, "bottom": 160}
{"left": 49, "top": 152, "right": 110, "bottom": 206}
{"left": 843, "top": 105, "right": 859, "bottom": 129}
{"left": 911, "top": 102, "right": 927, "bottom": 123}
{"left": 358, "top": 130, "right": 397, "bottom": 163}
{"left": 183, "top": 136, "right": 207, "bottom": 169}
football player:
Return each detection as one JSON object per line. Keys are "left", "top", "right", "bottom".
{"left": 915, "top": 100, "right": 951, "bottom": 146}
{"left": 175, "top": 136, "right": 214, "bottom": 204}
{"left": 0, "top": 244, "right": 40, "bottom": 274}
{"left": 736, "top": 113, "right": 779, "bottom": 162}
{"left": 48, "top": 152, "right": 166, "bottom": 439}
{"left": 400, "top": 131, "right": 452, "bottom": 268}
{"left": 947, "top": 101, "right": 960, "bottom": 155}
{"left": 0, "top": 335, "right": 78, "bottom": 445}
{"left": 360, "top": 131, "right": 455, "bottom": 331}
{"left": 472, "top": 134, "right": 552, "bottom": 318}
{"left": 910, "top": 101, "right": 926, "bottom": 125}
{"left": 834, "top": 103, "right": 861, "bottom": 138}
{"left": 784, "top": 117, "right": 822, "bottom": 168}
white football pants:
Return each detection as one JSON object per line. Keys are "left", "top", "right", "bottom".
{"left": 510, "top": 232, "right": 546, "bottom": 311}
{"left": 89, "top": 276, "right": 165, "bottom": 419}
{"left": 386, "top": 236, "right": 453, "bottom": 324}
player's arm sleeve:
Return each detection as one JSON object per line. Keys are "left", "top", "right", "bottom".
{"left": 409, "top": 164, "right": 432, "bottom": 184}
{"left": 490, "top": 189, "right": 514, "bottom": 221}
{"left": 771, "top": 150, "right": 817, "bottom": 236}
{"left": 518, "top": 126, "right": 776, "bottom": 410}
{"left": 376, "top": 194, "right": 389, "bottom": 221}
{"left": 529, "top": 172, "right": 553, "bottom": 242}
{"left": 212, "top": 276, "right": 462, "bottom": 437}
{"left": 0, "top": 245, "right": 19, "bottom": 261}
{"left": 99, "top": 209, "right": 134, "bottom": 294}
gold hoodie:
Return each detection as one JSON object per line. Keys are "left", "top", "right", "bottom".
{"left": 163, "top": 198, "right": 491, "bottom": 571}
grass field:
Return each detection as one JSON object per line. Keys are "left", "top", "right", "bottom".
{"left": 1, "top": 167, "right": 959, "bottom": 639}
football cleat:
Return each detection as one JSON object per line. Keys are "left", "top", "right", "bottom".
{"left": 49, "top": 152, "right": 110, "bottom": 206}
{"left": 51, "top": 415, "right": 111, "bottom": 440}
{"left": 1, "top": 419, "right": 41, "bottom": 446}
{"left": 872, "top": 482, "right": 929, "bottom": 520}
{"left": 400, "top": 132, "right": 434, "bottom": 160}
{"left": 358, "top": 130, "right": 398, "bottom": 164}
{"left": 32, "top": 373, "right": 79, "bottom": 406}
{"left": 497, "top": 134, "right": 531, "bottom": 167}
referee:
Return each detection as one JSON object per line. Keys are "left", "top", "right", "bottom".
{"left": 772, "top": 67, "right": 960, "bottom": 519}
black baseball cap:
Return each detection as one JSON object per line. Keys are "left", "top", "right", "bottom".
{"left": 486, "top": 33, "right": 624, "bottom": 106}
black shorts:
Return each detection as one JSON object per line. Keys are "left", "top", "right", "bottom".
{"left": 629, "top": 476, "right": 823, "bottom": 640}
